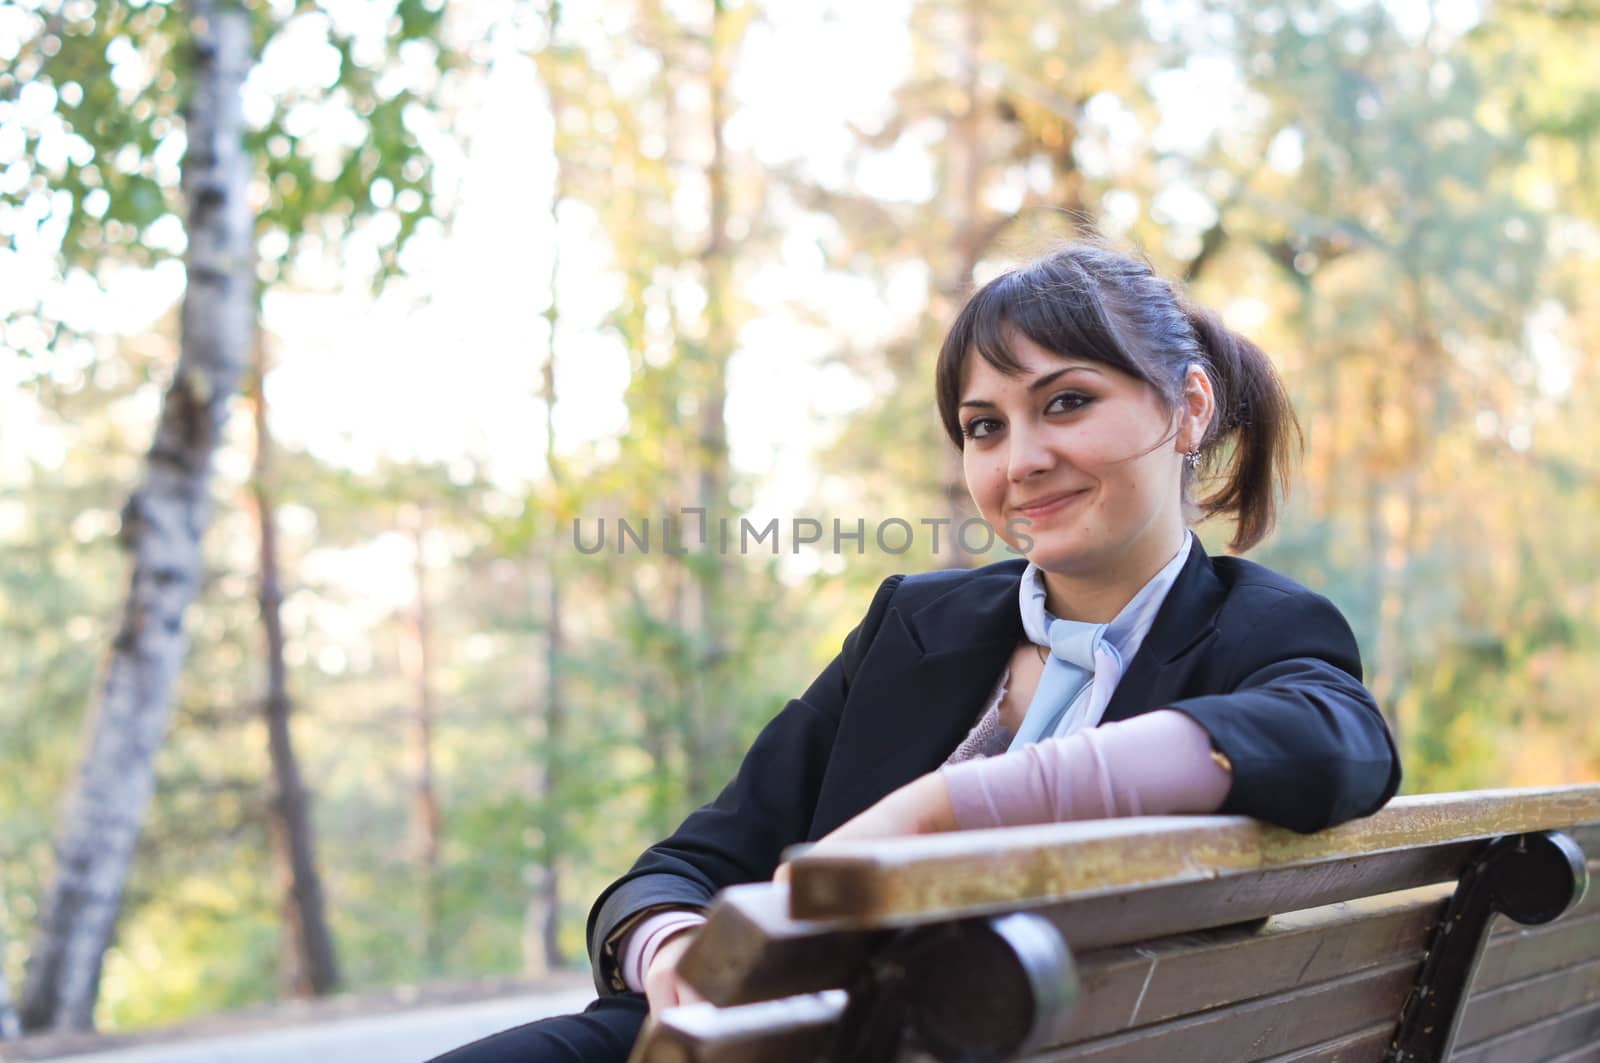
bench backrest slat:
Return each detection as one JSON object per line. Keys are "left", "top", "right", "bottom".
{"left": 789, "top": 788, "right": 1600, "bottom": 924}
{"left": 1450, "top": 1000, "right": 1600, "bottom": 1063}
{"left": 1256, "top": 1023, "right": 1394, "bottom": 1062}
{"left": 1031, "top": 959, "right": 1419, "bottom": 1062}
{"left": 1472, "top": 892, "right": 1600, "bottom": 994}
{"left": 1043, "top": 857, "right": 1599, "bottom": 1057}
{"left": 1456, "top": 955, "right": 1600, "bottom": 1053}
{"left": 1061, "top": 884, "right": 1448, "bottom": 1041}
{"left": 1021, "top": 838, "right": 1475, "bottom": 953}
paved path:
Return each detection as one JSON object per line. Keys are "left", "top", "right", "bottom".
{"left": 26, "top": 987, "right": 599, "bottom": 1063}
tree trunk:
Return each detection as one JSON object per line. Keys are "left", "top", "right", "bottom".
{"left": 522, "top": 0, "right": 567, "bottom": 975}
{"left": 0, "top": 939, "right": 19, "bottom": 1040}
{"left": 403, "top": 508, "right": 443, "bottom": 975}
{"left": 521, "top": 562, "right": 564, "bottom": 975}
{"left": 940, "top": 0, "right": 987, "bottom": 544}
{"left": 19, "top": 2, "right": 254, "bottom": 1032}
{"left": 1373, "top": 271, "right": 1447, "bottom": 743}
{"left": 250, "top": 347, "right": 340, "bottom": 997}
{"left": 688, "top": 0, "right": 735, "bottom": 786}
{"left": 540, "top": 580, "right": 563, "bottom": 971}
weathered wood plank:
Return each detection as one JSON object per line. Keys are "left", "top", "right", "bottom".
{"left": 1048, "top": 867, "right": 1598, "bottom": 1048}
{"left": 988, "top": 840, "right": 1478, "bottom": 953}
{"left": 686, "top": 843, "right": 1477, "bottom": 1005}
{"left": 625, "top": 992, "right": 845, "bottom": 1063}
{"left": 1026, "top": 960, "right": 1417, "bottom": 1062}
{"left": 1565, "top": 822, "right": 1600, "bottom": 856}
{"left": 1544, "top": 1037, "right": 1600, "bottom": 1063}
{"left": 1451, "top": 1000, "right": 1600, "bottom": 1063}
{"left": 789, "top": 789, "right": 1600, "bottom": 923}
{"left": 1255, "top": 1022, "right": 1391, "bottom": 1062}
{"left": 1055, "top": 884, "right": 1447, "bottom": 1043}
{"left": 1473, "top": 912, "right": 1600, "bottom": 994}
{"left": 1457, "top": 955, "right": 1600, "bottom": 1048}
{"left": 676, "top": 884, "right": 881, "bottom": 1006}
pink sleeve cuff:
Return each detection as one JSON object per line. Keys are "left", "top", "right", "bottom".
{"left": 938, "top": 709, "right": 1232, "bottom": 829}
{"left": 618, "top": 909, "right": 707, "bottom": 993}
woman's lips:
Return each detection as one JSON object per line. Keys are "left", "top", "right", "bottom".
{"left": 1012, "top": 489, "right": 1088, "bottom": 520}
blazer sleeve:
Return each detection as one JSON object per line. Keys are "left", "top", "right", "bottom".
{"left": 584, "top": 572, "right": 906, "bottom": 995}
{"left": 1165, "top": 588, "right": 1402, "bottom": 834}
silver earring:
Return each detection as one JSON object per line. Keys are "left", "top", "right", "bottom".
{"left": 1185, "top": 449, "right": 1201, "bottom": 470}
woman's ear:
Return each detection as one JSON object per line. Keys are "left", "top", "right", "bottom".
{"left": 1179, "top": 365, "right": 1216, "bottom": 453}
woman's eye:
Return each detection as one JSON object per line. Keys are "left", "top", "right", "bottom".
{"left": 1046, "top": 391, "right": 1092, "bottom": 415}
{"left": 963, "top": 417, "right": 1001, "bottom": 441}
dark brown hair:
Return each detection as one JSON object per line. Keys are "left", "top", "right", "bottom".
{"left": 934, "top": 244, "right": 1300, "bottom": 552}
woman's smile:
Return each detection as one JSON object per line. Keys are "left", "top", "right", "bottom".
{"left": 1011, "top": 488, "right": 1090, "bottom": 521}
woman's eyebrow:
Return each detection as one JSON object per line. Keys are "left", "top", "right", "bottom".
{"left": 960, "top": 366, "right": 1101, "bottom": 408}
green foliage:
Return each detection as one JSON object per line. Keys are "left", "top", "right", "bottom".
{"left": 4, "top": 0, "right": 1599, "bottom": 1037}
{"left": 0, "top": 0, "right": 449, "bottom": 329}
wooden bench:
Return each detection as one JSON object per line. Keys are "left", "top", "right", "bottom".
{"left": 628, "top": 785, "right": 1600, "bottom": 1062}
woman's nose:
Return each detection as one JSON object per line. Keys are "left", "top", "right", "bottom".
{"left": 1007, "top": 426, "right": 1054, "bottom": 482}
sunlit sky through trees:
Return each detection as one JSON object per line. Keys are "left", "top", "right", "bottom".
{"left": 6, "top": 0, "right": 1559, "bottom": 543}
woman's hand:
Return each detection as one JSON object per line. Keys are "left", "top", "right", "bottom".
{"left": 642, "top": 929, "right": 705, "bottom": 1014}
{"left": 774, "top": 772, "right": 957, "bottom": 883}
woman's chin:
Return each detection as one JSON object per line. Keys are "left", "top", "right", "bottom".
{"left": 1016, "top": 541, "right": 1098, "bottom": 575}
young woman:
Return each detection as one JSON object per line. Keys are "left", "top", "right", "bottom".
{"left": 432, "top": 244, "right": 1401, "bottom": 1062}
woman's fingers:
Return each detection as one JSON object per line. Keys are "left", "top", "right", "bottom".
{"left": 643, "top": 930, "right": 699, "bottom": 1013}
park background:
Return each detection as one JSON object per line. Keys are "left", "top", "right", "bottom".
{"left": 2, "top": 0, "right": 1598, "bottom": 1044}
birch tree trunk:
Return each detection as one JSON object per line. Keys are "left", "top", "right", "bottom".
{"left": 685, "top": 0, "right": 735, "bottom": 796}
{"left": 19, "top": 1, "right": 254, "bottom": 1032}
{"left": 403, "top": 508, "right": 443, "bottom": 974}
{"left": 251, "top": 349, "right": 340, "bottom": 997}
{"left": 0, "top": 938, "right": 19, "bottom": 1040}
{"left": 523, "top": 0, "right": 567, "bottom": 975}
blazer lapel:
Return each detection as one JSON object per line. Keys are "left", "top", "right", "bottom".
{"left": 1102, "top": 540, "right": 1227, "bottom": 723}
{"left": 808, "top": 561, "right": 1025, "bottom": 838}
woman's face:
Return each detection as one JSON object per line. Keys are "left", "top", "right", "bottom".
{"left": 958, "top": 333, "right": 1197, "bottom": 584}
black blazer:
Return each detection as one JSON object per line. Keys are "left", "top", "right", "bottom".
{"left": 587, "top": 542, "right": 1402, "bottom": 993}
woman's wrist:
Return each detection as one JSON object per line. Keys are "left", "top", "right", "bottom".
{"left": 622, "top": 908, "right": 706, "bottom": 993}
